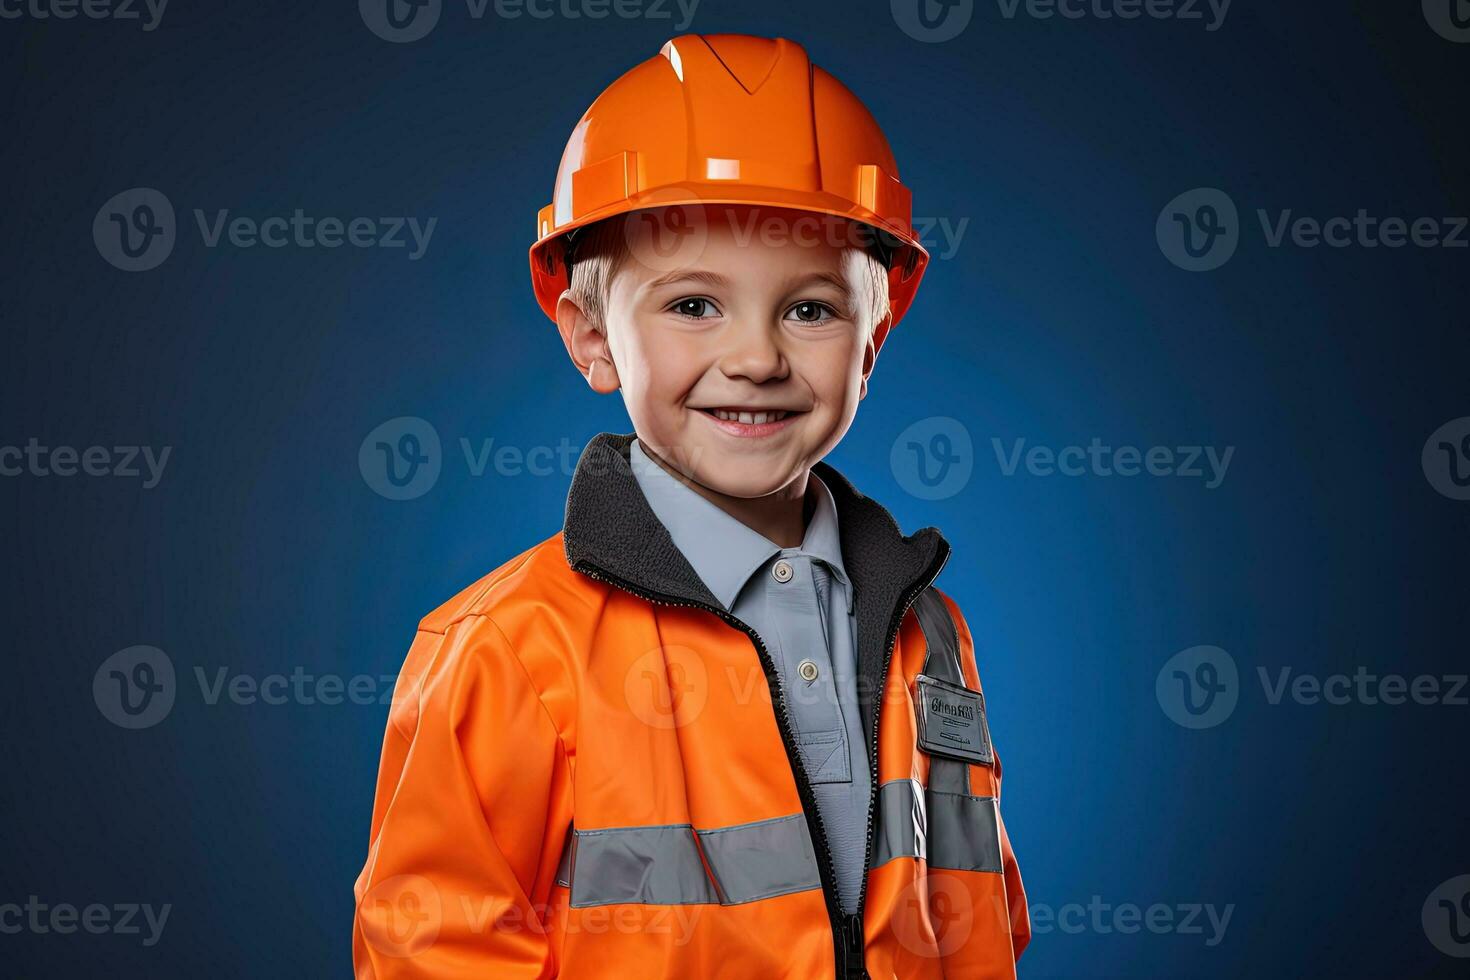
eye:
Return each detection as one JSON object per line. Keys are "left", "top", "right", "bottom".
{"left": 786, "top": 301, "right": 840, "bottom": 325}
{"left": 668, "top": 297, "right": 720, "bottom": 320}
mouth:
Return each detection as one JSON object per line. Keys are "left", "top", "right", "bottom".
{"left": 692, "top": 406, "right": 804, "bottom": 438}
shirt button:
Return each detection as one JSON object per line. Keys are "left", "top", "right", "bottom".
{"left": 772, "top": 559, "right": 794, "bottom": 583}
{"left": 798, "top": 659, "right": 819, "bottom": 682}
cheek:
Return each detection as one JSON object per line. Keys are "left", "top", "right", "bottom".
{"left": 809, "top": 338, "right": 866, "bottom": 406}
{"left": 618, "top": 323, "right": 699, "bottom": 403}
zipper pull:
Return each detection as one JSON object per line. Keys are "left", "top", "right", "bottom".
{"left": 842, "top": 912, "right": 868, "bottom": 979}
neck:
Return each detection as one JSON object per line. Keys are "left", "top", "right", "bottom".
{"left": 641, "top": 444, "right": 814, "bottom": 548}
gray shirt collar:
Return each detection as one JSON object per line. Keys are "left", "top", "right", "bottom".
{"left": 629, "top": 437, "right": 850, "bottom": 612}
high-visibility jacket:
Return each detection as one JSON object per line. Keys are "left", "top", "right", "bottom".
{"left": 353, "top": 432, "right": 1030, "bottom": 979}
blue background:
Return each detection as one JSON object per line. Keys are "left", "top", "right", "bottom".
{"left": 2, "top": 1, "right": 1467, "bottom": 976}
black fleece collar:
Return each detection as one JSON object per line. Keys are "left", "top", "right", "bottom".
{"left": 563, "top": 431, "right": 952, "bottom": 735}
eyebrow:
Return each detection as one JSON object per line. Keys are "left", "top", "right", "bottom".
{"left": 644, "top": 268, "right": 854, "bottom": 295}
{"left": 645, "top": 269, "right": 731, "bottom": 291}
{"left": 790, "top": 271, "right": 857, "bottom": 296}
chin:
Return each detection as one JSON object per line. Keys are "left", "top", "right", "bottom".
{"left": 689, "top": 464, "right": 796, "bottom": 500}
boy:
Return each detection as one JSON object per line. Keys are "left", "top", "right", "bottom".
{"left": 354, "top": 33, "right": 1029, "bottom": 980}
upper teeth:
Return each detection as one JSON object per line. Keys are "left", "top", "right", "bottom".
{"left": 712, "top": 409, "right": 789, "bottom": 424}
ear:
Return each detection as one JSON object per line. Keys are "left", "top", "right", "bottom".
{"left": 556, "top": 291, "right": 621, "bottom": 394}
{"left": 858, "top": 323, "right": 880, "bottom": 400}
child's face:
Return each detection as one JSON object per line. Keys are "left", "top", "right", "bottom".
{"left": 593, "top": 205, "right": 878, "bottom": 499}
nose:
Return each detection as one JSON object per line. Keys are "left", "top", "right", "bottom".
{"left": 715, "top": 314, "right": 788, "bottom": 385}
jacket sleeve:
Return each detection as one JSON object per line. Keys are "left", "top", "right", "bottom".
{"left": 353, "top": 615, "right": 573, "bottom": 980}
{"left": 940, "top": 590, "right": 1031, "bottom": 962}
{"left": 992, "top": 748, "right": 1031, "bottom": 960}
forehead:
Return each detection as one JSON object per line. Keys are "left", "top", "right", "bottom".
{"left": 616, "top": 203, "right": 869, "bottom": 287}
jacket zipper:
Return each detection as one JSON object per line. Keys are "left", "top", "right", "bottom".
{"left": 575, "top": 539, "right": 950, "bottom": 980}
{"left": 850, "top": 539, "right": 951, "bottom": 978}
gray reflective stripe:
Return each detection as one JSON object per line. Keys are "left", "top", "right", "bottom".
{"left": 563, "top": 784, "right": 1002, "bottom": 905}
{"left": 871, "top": 778, "right": 927, "bottom": 868}
{"left": 566, "top": 814, "right": 821, "bottom": 908}
{"left": 870, "top": 779, "right": 1003, "bottom": 873}
{"left": 913, "top": 588, "right": 965, "bottom": 685}
{"left": 569, "top": 824, "right": 720, "bottom": 907}
{"left": 698, "top": 813, "right": 823, "bottom": 903}
{"left": 929, "top": 790, "right": 1003, "bottom": 872}
{"left": 913, "top": 587, "right": 972, "bottom": 794}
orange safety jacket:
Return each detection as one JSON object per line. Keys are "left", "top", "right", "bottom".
{"left": 353, "top": 432, "right": 1030, "bottom": 979}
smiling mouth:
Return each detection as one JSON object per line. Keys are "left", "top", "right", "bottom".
{"left": 697, "top": 407, "right": 798, "bottom": 425}
{"left": 692, "top": 406, "right": 805, "bottom": 437}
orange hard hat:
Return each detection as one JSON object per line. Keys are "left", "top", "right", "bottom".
{"left": 528, "top": 33, "right": 929, "bottom": 352}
